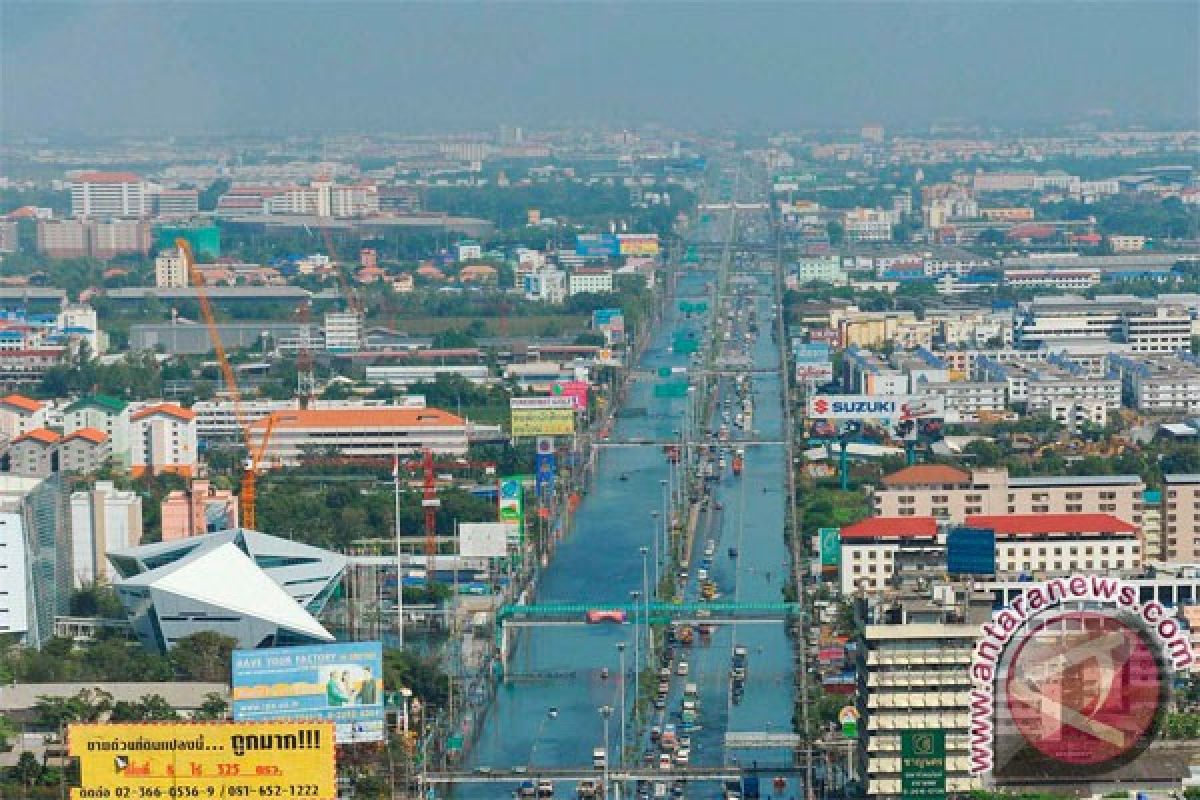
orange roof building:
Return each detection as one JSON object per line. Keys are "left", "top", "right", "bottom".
{"left": 880, "top": 464, "right": 970, "bottom": 488}
{"left": 247, "top": 406, "right": 468, "bottom": 467}
{"left": 11, "top": 427, "right": 60, "bottom": 446}
{"left": 0, "top": 394, "right": 44, "bottom": 414}
{"left": 130, "top": 403, "right": 197, "bottom": 478}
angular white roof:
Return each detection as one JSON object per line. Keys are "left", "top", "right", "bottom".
{"left": 125, "top": 542, "right": 333, "bottom": 642}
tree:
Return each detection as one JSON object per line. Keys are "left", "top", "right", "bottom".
{"left": 13, "top": 751, "right": 41, "bottom": 786}
{"left": 171, "top": 632, "right": 237, "bottom": 683}
{"left": 0, "top": 713, "right": 16, "bottom": 750}
{"left": 196, "top": 692, "right": 229, "bottom": 721}
{"left": 825, "top": 220, "right": 844, "bottom": 246}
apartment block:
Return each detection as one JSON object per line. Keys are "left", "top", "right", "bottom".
{"left": 868, "top": 465, "right": 1143, "bottom": 529}
{"left": 155, "top": 248, "right": 190, "bottom": 288}
{"left": 915, "top": 381, "right": 1006, "bottom": 414}
{"left": 1164, "top": 475, "right": 1200, "bottom": 563}
{"left": 130, "top": 403, "right": 198, "bottom": 477}
{"left": 1110, "top": 353, "right": 1200, "bottom": 413}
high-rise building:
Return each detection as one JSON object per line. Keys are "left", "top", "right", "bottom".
{"left": 70, "top": 171, "right": 148, "bottom": 218}
{"left": 69, "top": 481, "right": 142, "bottom": 587}
{"left": 0, "top": 474, "right": 68, "bottom": 649}
{"left": 160, "top": 479, "right": 239, "bottom": 541}
{"left": 36, "top": 219, "right": 90, "bottom": 258}
{"left": 90, "top": 219, "right": 151, "bottom": 259}
{"left": 130, "top": 404, "right": 198, "bottom": 478}
{"left": 858, "top": 581, "right": 990, "bottom": 797}
{"left": 155, "top": 247, "right": 190, "bottom": 288}
{"left": 152, "top": 188, "right": 200, "bottom": 218}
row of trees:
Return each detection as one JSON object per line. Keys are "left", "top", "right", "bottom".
{"left": 0, "top": 630, "right": 236, "bottom": 685}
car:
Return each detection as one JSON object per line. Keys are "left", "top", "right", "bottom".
{"left": 658, "top": 753, "right": 673, "bottom": 770}
{"left": 674, "top": 748, "right": 690, "bottom": 765}
{"left": 676, "top": 661, "right": 689, "bottom": 676}
{"left": 654, "top": 697, "right": 666, "bottom": 710}
{"left": 585, "top": 609, "right": 628, "bottom": 624}
{"left": 659, "top": 667, "right": 671, "bottom": 679}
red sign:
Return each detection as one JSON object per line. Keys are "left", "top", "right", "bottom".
{"left": 552, "top": 380, "right": 589, "bottom": 411}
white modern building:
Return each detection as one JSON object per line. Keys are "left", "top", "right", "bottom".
{"left": 70, "top": 481, "right": 143, "bottom": 587}
{"left": 71, "top": 171, "right": 149, "bottom": 218}
{"left": 110, "top": 529, "right": 345, "bottom": 652}
{"left": 1110, "top": 353, "right": 1200, "bottom": 413}
{"left": 568, "top": 268, "right": 614, "bottom": 295}
{"left": 0, "top": 512, "right": 28, "bottom": 637}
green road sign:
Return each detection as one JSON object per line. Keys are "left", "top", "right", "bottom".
{"left": 654, "top": 382, "right": 689, "bottom": 398}
{"left": 901, "top": 729, "right": 946, "bottom": 800}
{"left": 658, "top": 367, "right": 673, "bottom": 378}
{"left": 819, "top": 528, "right": 841, "bottom": 567}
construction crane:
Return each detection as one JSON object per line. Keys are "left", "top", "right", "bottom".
{"left": 241, "top": 412, "right": 278, "bottom": 530}
{"left": 396, "top": 452, "right": 497, "bottom": 557}
{"left": 176, "top": 238, "right": 272, "bottom": 530}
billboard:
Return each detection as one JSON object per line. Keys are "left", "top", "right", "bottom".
{"left": 552, "top": 380, "right": 589, "bottom": 410}
{"left": 819, "top": 527, "right": 841, "bottom": 567}
{"left": 232, "top": 642, "right": 384, "bottom": 744}
{"left": 511, "top": 408, "right": 576, "bottom": 436}
{"left": 946, "top": 527, "right": 996, "bottom": 576}
{"left": 617, "top": 233, "right": 660, "bottom": 256}
{"left": 807, "top": 394, "right": 946, "bottom": 421}
{"left": 459, "top": 522, "right": 510, "bottom": 557}
{"left": 511, "top": 396, "right": 575, "bottom": 410}
{"left": 795, "top": 363, "right": 835, "bottom": 383}
{"left": 595, "top": 348, "right": 624, "bottom": 367}
{"left": 576, "top": 233, "right": 620, "bottom": 258}
{"left": 793, "top": 342, "right": 831, "bottom": 363}
{"left": 498, "top": 476, "right": 524, "bottom": 545}
{"left": 592, "top": 308, "right": 623, "bottom": 326}
{"left": 68, "top": 721, "right": 335, "bottom": 796}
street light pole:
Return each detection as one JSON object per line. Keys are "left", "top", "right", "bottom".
{"left": 630, "top": 588, "right": 641, "bottom": 726}
{"left": 659, "top": 479, "right": 669, "bottom": 578}
{"left": 599, "top": 705, "right": 613, "bottom": 799}
{"left": 616, "top": 641, "right": 627, "bottom": 772}
{"left": 639, "top": 546, "right": 652, "bottom": 665}
{"left": 649, "top": 510, "right": 660, "bottom": 595}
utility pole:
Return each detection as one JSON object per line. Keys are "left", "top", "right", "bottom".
{"left": 393, "top": 446, "right": 404, "bottom": 649}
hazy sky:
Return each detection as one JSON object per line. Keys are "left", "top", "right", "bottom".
{"left": 3, "top": 1, "right": 1198, "bottom": 136}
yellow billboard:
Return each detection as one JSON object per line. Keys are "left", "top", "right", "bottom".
{"left": 511, "top": 408, "right": 575, "bottom": 436}
{"left": 69, "top": 721, "right": 335, "bottom": 798}
{"left": 618, "top": 234, "right": 660, "bottom": 256}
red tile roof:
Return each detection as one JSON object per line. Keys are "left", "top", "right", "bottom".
{"left": 249, "top": 407, "right": 465, "bottom": 431}
{"left": 0, "top": 394, "right": 43, "bottom": 413}
{"left": 131, "top": 403, "right": 197, "bottom": 422}
{"left": 966, "top": 514, "right": 1136, "bottom": 536}
{"left": 65, "top": 427, "right": 109, "bottom": 445}
{"left": 76, "top": 171, "right": 142, "bottom": 183}
{"left": 881, "top": 464, "right": 970, "bottom": 487}
{"left": 13, "top": 428, "right": 60, "bottom": 446}
{"left": 840, "top": 517, "right": 938, "bottom": 540}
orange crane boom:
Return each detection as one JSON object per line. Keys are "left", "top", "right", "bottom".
{"left": 176, "top": 238, "right": 267, "bottom": 530}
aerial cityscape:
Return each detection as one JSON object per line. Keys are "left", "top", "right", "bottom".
{"left": 1, "top": 2, "right": 1199, "bottom": 799}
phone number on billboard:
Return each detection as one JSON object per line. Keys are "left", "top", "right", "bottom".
{"left": 78, "top": 787, "right": 323, "bottom": 799}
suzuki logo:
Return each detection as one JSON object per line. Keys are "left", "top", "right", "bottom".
{"left": 813, "top": 398, "right": 829, "bottom": 414}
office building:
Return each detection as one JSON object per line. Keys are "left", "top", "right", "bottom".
{"left": 70, "top": 172, "right": 148, "bottom": 218}
{"left": 69, "top": 481, "right": 142, "bottom": 587}
{"left": 1143, "top": 489, "right": 1164, "bottom": 562}
{"left": 110, "top": 529, "right": 345, "bottom": 653}
{"left": 795, "top": 255, "right": 847, "bottom": 285}
{"left": 155, "top": 248, "right": 190, "bottom": 288}
{"left": 36, "top": 219, "right": 90, "bottom": 258}
{"left": 858, "top": 583, "right": 990, "bottom": 797}
{"left": 523, "top": 267, "right": 567, "bottom": 304}
{"left": 1163, "top": 475, "right": 1200, "bottom": 563}
{"left": 324, "top": 311, "right": 364, "bottom": 352}
{"left": 840, "top": 513, "right": 1141, "bottom": 594}
{"left": 916, "top": 381, "right": 1006, "bottom": 415}
{"left": 843, "top": 208, "right": 897, "bottom": 242}
{"left": 0, "top": 474, "right": 68, "bottom": 649}
{"left": 90, "top": 219, "right": 152, "bottom": 259}
{"left": 568, "top": 268, "right": 614, "bottom": 295}
{"left": 152, "top": 188, "right": 200, "bottom": 218}
{"left": 130, "top": 403, "right": 198, "bottom": 478}
{"left": 868, "top": 465, "right": 1143, "bottom": 529}
{"left": 247, "top": 407, "right": 469, "bottom": 467}
{"left": 976, "top": 357, "right": 1121, "bottom": 413}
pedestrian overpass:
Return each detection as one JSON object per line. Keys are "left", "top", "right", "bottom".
{"left": 494, "top": 601, "right": 800, "bottom": 669}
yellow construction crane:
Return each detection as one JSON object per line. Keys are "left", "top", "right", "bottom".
{"left": 176, "top": 238, "right": 275, "bottom": 530}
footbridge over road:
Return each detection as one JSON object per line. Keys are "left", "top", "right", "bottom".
{"left": 494, "top": 602, "right": 801, "bottom": 668}
{"left": 422, "top": 762, "right": 803, "bottom": 785}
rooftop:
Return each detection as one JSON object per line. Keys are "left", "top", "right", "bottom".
{"left": 75, "top": 171, "right": 142, "bottom": 183}
{"left": 840, "top": 517, "right": 938, "bottom": 540}
{"left": 881, "top": 464, "right": 970, "bottom": 487}
{"left": 13, "top": 428, "right": 60, "bottom": 446}
{"left": 249, "top": 407, "right": 466, "bottom": 430}
{"left": 65, "top": 394, "right": 128, "bottom": 414}
{"left": 966, "top": 513, "right": 1137, "bottom": 536}
{"left": 64, "top": 427, "right": 109, "bottom": 445}
{"left": 131, "top": 403, "right": 196, "bottom": 422}
{"left": 0, "top": 393, "right": 42, "bottom": 413}
{"left": 1007, "top": 474, "right": 1142, "bottom": 487}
